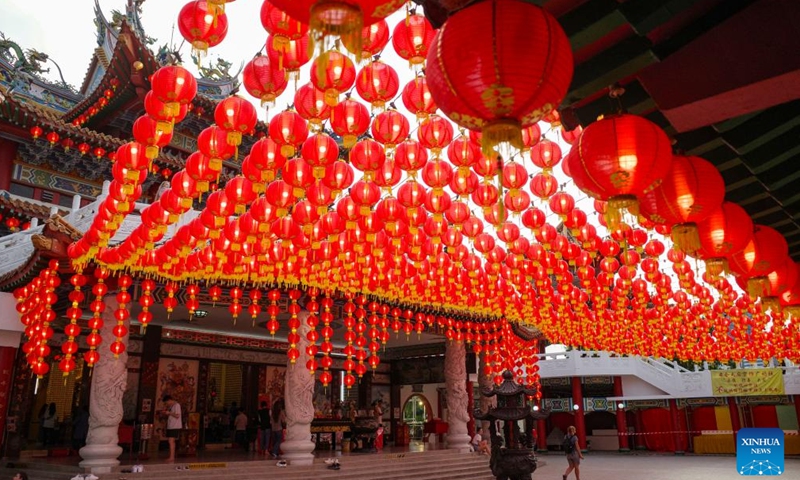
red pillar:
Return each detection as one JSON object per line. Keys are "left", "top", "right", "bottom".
{"left": 729, "top": 397, "right": 741, "bottom": 433}
{"left": 537, "top": 399, "right": 547, "bottom": 452}
{"left": 633, "top": 409, "right": 644, "bottom": 450}
{"left": 0, "top": 346, "right": 18, "bottom": 434}
{"left": 571, "top": 377, "right": 587, "bottom": 452}
{"left": 794, "top": 396, "right": 800, "bottom": 431}
{"left": 613, "top": 376, "right": 630, "bottom": 451}
{"left": 669, "top": 399, "right": 685, "bottom": 454}
{"left": 0, "top": 138, "right": 17, "bottom": 191}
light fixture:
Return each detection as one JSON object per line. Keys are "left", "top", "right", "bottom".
{"left": 617, "top": 402, "right": 625, "bottom": 410}
{"left": 194, "top": 309, "right": 209, "bottom": 318}
{"left": 532, "top": 405, "right": 539, "bottom": 411}
{"left": 573, "top": 404, "right": 580, "bottom": 411}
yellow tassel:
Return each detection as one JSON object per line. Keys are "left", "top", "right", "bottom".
{"left": 480, "top": 119, "right": 523, "bottom": 159}
{"left": 762, "top": 297, "right": 781, "bottom": 313}
{"left": 670, "top": 223, "right": 701, "bottom": 253}
{"left": 604, "top": 195, "right": 638, "bottom": 231}
{"left": 747, "top": 277, "right": 768, "bottom": 299}
{"left": 704, "top": 258, "right": 729, "bottom": 277}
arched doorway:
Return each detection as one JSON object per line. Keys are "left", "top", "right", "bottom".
{"left": 402, "top": 394, "right": 431, "bottom": 441}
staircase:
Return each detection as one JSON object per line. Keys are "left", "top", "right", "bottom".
{"left": 2, "top": 449, "right": 507, "bottom": 480}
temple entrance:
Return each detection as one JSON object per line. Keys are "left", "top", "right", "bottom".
{"left": 28, "top": 358, "right": 87, "bottom": 451}
{"left": 204, "top": 363, "right": 243, "bottom": 446}
{"left": 402, "top": 394, "right": 430, "bottom": 442}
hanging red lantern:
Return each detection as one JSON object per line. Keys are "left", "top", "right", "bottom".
{"left": 30, "top": 126, "right": 42, "bottom": 139}
{"left": 302, "top": 133, "right": 340, "bottom": 179}
{"left": 294, "top": 83, "right": 331, "bottom": 128}
{"left": 401, "top": 76, "right": 437, "bottom": 120}
{"left": 177, "top": 0, "right": 229, "bottom": 54}
{"left": 355, "top": 61, "right": 399, "bottom": 109}
{"left": 260, "top": 1, "right": 309, "bottom": 51}
{"left": 132, "top": 115, "right": 173, "bottom": 160}
{"left": 243, "top": 55, "right": 288, "bottom": 106}
{"left": 639, "top": 155, "right": 725, "bottom": 253}
{"left": 266, "top": 33, "right": 311, "bottom": 73}
{"left": 730, "top": 225, "right": 789, "bottom": 279}
{"left": 268, "top": 110, "right": 309, "bottom": 158}
{"left": 392, "top": 13, "right": 435, "bottom": 66}
{"left": 349, "top": 139, "right": 386, "bottom": 176}
{"left": 214, "top": 96, "right": 258, "bottom": 149}
{"left": 323, "top": 161, "right": 355, "bottom": 196}
{"left": 426, "top": 0, "right": 572, "bottom": 158}
{"left": 150, "top": 65, "right": 198, "bottom": 115}
{"left": 567, "top": 114, "right": 672, "bottom": 228}
{"left": 371, "top": 109, "right": 410, "bottom": 149}
{"left": 418, "top": 114, "right": 454, "bottom": 157}
{"left": 530, "top": 139, "right": 562, "bottom": 172}
{"left": 329, "top": 99, "right": 370, "bottom": 148}
{"left": 529, "top": 172, "right": 558, "bottom": 200}
{"left": 696, "top": 201, "right": 753, "bottom": 274}
{"left": 197, "top": 125, "right": 236, "bottom": 167}
{"left": 395, "top": 139, "right": 428, "bottom": 177}
{"left": 310, "top": 50, "right": 356, "bottom": 106}
{"left": 342, "top": 19, "right": 390, "bottom": 58}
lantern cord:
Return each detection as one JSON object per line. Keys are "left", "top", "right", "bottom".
{"left": 608, "top": 83, "right": 626, "bottom": 114}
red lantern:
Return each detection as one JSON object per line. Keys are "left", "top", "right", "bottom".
{"left": 426, "top": 0, "right": 573, "bottom": 157}
{"left": 349, "top": 139, "right": 386, "bottom": 176}
{"left": 266, "top": 34, "right": 311, "bottom": 73}
{"left": 260, "top": 1, "right": 309, "bottom": 52}
{"left": 310, "top": 50, "right": 356, "bottom": 106}
{"left": 132, "top": 115, "right": 173, "bottom": 160}
{"left": 243, "top": 55, "right": 288, "bottom": 106}
{"left": 329, "top": 99, "right": 370, "bottom": 148}
{"left": 696, "top": 201, "right": 753, "bottom": 272}
{"left": 392, "top": 14, "right": 435, "bottom": 65}
{"left": 530, "top": 139, "right": 562, "bottom": 171}
{"left": 268, "top": 110, "right": 309, "bottom": 158}
{"left": 342, "top": 19, "right": 390, "bottom": 59}
{"left": 639, "top": 155, "right": 725, "bottom": 253}
{"left": 150, "top": 65, "right": 198, "bottom": 112}
{"left": 417, "top": 114, "right": 454, "bottom": 156}
{"left": 401, "top": 76, "right": 437, "bottom": 120}
{"left": 214, "top": 96, "right": 257, "bottom": 148}
{"left": 185, "top": 152, "right": 222, "bottom": 192}
{"left": 355, "top": 61, "right": 399, "bottom": 109}
{"left": 371, "top": 109, "right": 409, "bottom": 149}
{"left": 567, "top": 114, "right": 672, "bottom": 228}
{"left": 197, "top": 125, "right": 236, "bottom": 165}
{"left": 294, "top": 83, "right": 331, "bottom": 128}
{"left": 178, "top": 0, "right": 229, "bottom": 53}
{"left": 529, "top": 173, "right": 558, "bottom": 200}
{"left": 302, "top": 133, "right": 340, "bottom": 179}
{"left": 730, "top": 225, "right": 789, "bottom": 278}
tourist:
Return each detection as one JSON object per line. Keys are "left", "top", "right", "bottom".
{"left": 269, "top": 398, "right": 285, "bottom": 459}
{"left": 228, "top": 401, "right": 239, "bottom": 447}
{"left": 161, "top": 395, "right": 182, "bottom": 462}
{"left": 234, "top": 409, "right": 249, "bottom": 451}
{"left": 372, "top": 399, "right": 383, "bottom": 425}
{"left": 472, "top": 427, "right": 489, "bottom": 455}
{"left": 72, "top": 406, "right": 89, "bottom": 452}
{"left": 42, "top": 403, "right": 57, "bottom": 447}
{"left": 257, "top": 401, "right": 271, "bottom": 454}
{"left": 562, "top": 425, "right": 584, "bottom": 480}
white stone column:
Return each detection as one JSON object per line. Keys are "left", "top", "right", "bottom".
{"left": 478, "top": 354, "right": 497, "bottom": 434}
{"left": 444, "top": 339, "right": 472, "bottom": 452}
{"left": 80, "top": 294, "right": 128, "bottom": 473}
{"left": 282, "top": 311, "right": 315, "bottom": 466}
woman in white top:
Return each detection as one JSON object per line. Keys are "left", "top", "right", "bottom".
{"left": 161, "top": 395, "right": 182, "bottom": 462}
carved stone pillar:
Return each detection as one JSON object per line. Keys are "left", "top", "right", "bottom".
{"left": 444, "top": 340, "right": 471, "bottom": 452}
{"left": 282, "top": 312, "right": 315, "bottom": 466}
{"left": 80, "top": 295, "right": 128, "bottom": 473}
{"left": 478, "top": 354, "right": 496, "bottom": 434}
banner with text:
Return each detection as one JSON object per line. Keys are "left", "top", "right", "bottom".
{"left": 711, "top": 369, "right": 784, "bottom": 397}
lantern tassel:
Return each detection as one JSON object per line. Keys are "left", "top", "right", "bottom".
{"left": 481, "top": 119, "right": 524, "bottom": 159}
{"left": 605, "top": 195, "right": 638, "bottom": 231}
{"left": 705, "top": 258, "right": 730, "bottom": 277}
{"left": 762, "top": 297, "right": 781, "bottom": 313}
{"left": 670, "top": 223, "right": 701, "bottom": 253}
{"left": 747, "top": 277, "right": 768, "bottom": 299}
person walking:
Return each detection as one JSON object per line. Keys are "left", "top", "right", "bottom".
{"left": 257, "top": 401, "right": 271, "bottom": 455}
{"left": 71, "top": 406, "right": 89, "bottom": 452}
{"left": 269, "top": 398, "right": 285, "bottom": 459}
{"left": 161, "top": 395, "right": 182, "bottom": 462}
{"left": 562, "top": 425, "right": 584, "bottom": 480}
{"left": 234, "top": 409, "right": 249, "bottom": 452}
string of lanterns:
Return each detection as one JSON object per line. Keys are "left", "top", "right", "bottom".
{"left": 12, "top": 0, "right": 800, "bottom": 385}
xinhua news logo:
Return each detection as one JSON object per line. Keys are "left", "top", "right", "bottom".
{"left": 737, "top": 428, "right": 784, "bottom": 476}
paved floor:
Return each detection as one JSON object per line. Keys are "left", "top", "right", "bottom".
{"left": 537, "top": 452, "right": 800, "bottom": 480}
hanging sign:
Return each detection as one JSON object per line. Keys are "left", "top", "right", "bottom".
{"left": 711, "top": 369, "right": 784, "bottom": 396}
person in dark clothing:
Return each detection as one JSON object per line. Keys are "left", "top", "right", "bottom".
{"left": 228, "top": 402, "right": 239, "bottom": 446}
{"left": 72, "top": 406, "right": 89, "bottom": 452}
{"left": 257, "top": 401, "right": 271, "bottom": 455}
{"left": 42, "top": 403, "right": 57, "bottom": 447}
{"left": 269, "top": 399, "right": 285, "bottom": 459}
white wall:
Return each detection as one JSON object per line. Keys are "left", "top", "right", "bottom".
{"left": 620, "top": 375, "right": 668, "bottom": 397}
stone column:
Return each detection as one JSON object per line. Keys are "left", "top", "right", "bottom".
{"left": 613, "top": 376, "right": 630, "bottom": 451}
{"left": 571, "top": 377, "right": 587, "bottom": 452}
{"left": 444, "top": 339, "right": 471, "bottom": 452}
{"left": 477, "top": 354, "right": 496, "bottom": 434}
{"left": 282, "top": 313, "right": 315, "bottom": 466}
{"left": 80, "top": 295, "right": 128, "bottom": 473}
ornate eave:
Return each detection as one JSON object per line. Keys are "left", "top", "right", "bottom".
{"left": 0, "top": 190, "right": 68, "bottom": 220}
{"left": 481, "top": 371, "right": 538, "bottom": 398}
